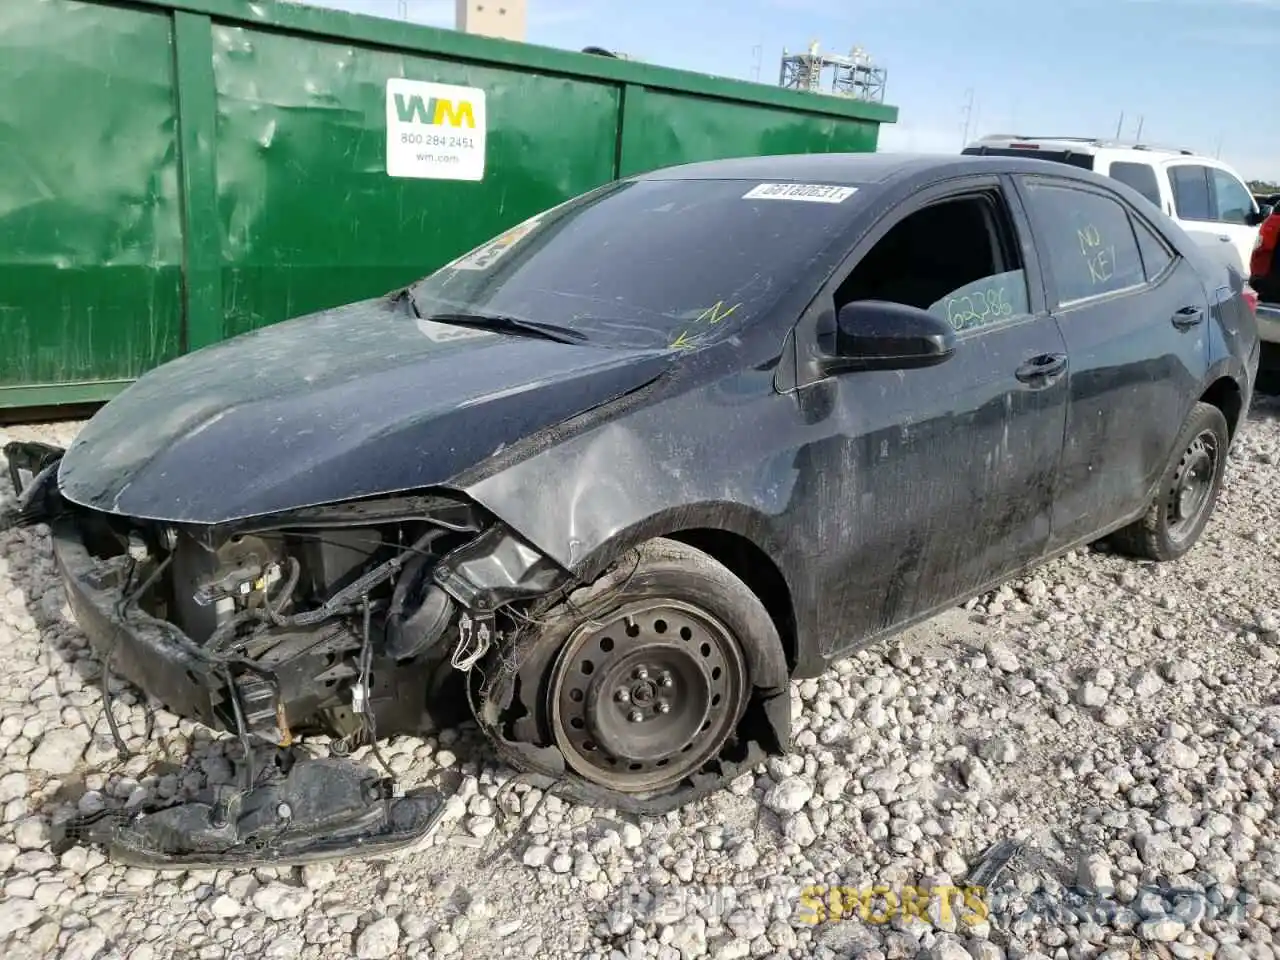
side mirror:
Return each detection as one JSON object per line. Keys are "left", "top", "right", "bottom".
{"left": 1247, "top": 205, "right": 1273, "bottom": 226}
{"left": 826, "top": 300, "right": 957, "bottom": 372}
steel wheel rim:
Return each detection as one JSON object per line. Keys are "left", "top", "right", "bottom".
{"left": 547, "top": 598, "right": 747, "bottom": 793}
{"left": 1165, "top": 428, "right": 1218, "bottom": 543}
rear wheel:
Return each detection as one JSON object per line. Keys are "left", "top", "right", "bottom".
{"left": 1109, "top": 401, "right": 1229, "bottom": 561}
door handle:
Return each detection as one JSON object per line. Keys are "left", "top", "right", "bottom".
{"left": 1015, "top": 353, "right": 1067, "bottom": 384}
{"left": 1218, "top": 235, "right": 1232, "bottom": 242}
{"left": 1171, "top": 305, "right": 1205, "bottom": 329}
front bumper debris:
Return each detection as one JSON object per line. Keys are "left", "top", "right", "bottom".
{"left": 52, "top": 516, "right": 229, "bottom": 726}
{"left": 2, "top": 440, "right": 66, "bottom": 530}
{"left": 7, "top": 451, "right": 455, "bottom": 867}
{"left": 50, "top": 757, "right": 449, "bottom": 868}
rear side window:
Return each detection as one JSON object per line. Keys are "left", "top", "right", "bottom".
{"left": 1108, "top": 161, "right": 1161, "bottom": 209}
{"left": 1132, "top": 216, "right": 1174, "bottom": 280}
{"left": 1210, "top": 169, "right": 1255, "bottom": 225}
{"left": 1169, "top": 165, "right": 1213, "bottom": 221}
{"left": 1021, "top": 180, "right": 1146, "bottom": 305}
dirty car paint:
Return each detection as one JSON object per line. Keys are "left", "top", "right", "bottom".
{"left": 55, "top": 153, "right": 1260, "bottom": 679}
{"left": 11, "top": 152, "right": 1259, "bottom": 850}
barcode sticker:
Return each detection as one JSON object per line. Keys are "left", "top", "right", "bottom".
{"left": 742, "top": 183, "right": 858, "bottom": 203}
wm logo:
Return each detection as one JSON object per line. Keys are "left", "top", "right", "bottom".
{"left": 394, "top": 93, "right": 476, "bottom": 128}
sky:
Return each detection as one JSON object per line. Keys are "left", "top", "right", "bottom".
{"left": 298, "top": 0, "right": 1280, "bottom": 182}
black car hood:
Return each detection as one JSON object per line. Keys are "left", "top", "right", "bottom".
{"left": 57, "top": 295, "right": 673, "bottom": 524}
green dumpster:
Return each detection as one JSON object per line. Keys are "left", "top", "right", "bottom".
{"left": 0, "top": 0, "right": 897, "bottom": 410}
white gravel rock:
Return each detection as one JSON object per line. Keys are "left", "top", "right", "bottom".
{"left": 356, "top": 917, "right": 402, "bottom": 959}
{"left": 1134, "top": 833, "right": 1197, "bottom": 875}
{"left": 784, "top": 812, "right": 817, "bottom": 846}
{"left": 0, "top": 772, "right": 26, "bottom": 803}
{"left": 209, "top": 895, "right": 241, "bottom": 919}
{"left": 984, "top": 640, "right": 1020, "bottom": 672}
{"left": 27, "top": 727, "right": 89, "bottom": 775}
{"left": 251, "top": 882, "right": 314, "bottom": 920}
{"left": 979, "top": 736, "right": 1019, "bottom": 764}
{"left": 929, "top": 934, "right": 974, "bottom": 960}
{"left": 12, "top": 817, "right": 47, "bottom": 850}
{"left": 62, "top": 927, "right": 108, "bottom": 960}
{"left": 1137, "top": 917, "right": 1185, "bottom": 942}
{"left": 1151, "top": 738, "right": 1199, "bottom": 769}
{"left": 1076, "top": 682, "right": 1108, "bottom": 706}
{"left": 0, "top": 898, "right": 41, "bottom": 938}
{"left": 302, "top": 861, "right": 337, "bottom": 890}
{"left": 960, "top": 756, "right": 994, "bottom": 791}
{"left": 764, "top": 777, "right": 813, "bottom": 814}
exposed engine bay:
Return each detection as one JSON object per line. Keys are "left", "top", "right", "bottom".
{"left": 3, "top": 440, "right": 790, "bottom": 866}
{"left": 59, "top": 487, "right": 564, "bottom": 747}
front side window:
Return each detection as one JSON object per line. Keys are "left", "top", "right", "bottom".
{"left": 1168, "top": 165, "right": 1213, "bottom": 221}
{"left": 1210, "top": 168, "right": 1255, "bottom": 225}
{"left": 1021, "top": 180, "right": 1146, "bottom": 305}
{"left": 834, "top": 191, "right": 1030, "bottom": 335}
{"left": 411, "top": 178, "right": 862, "bottom": 351}
{"left": 1108, "top": 161, "right": 1162, "bottom": 209}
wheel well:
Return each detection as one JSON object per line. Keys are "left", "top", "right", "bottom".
{"left": 664, "top": 528, "right": 798, "bottom": 673}
{"left": 1200, "top": 376, "right": 1243, "bottom": 439}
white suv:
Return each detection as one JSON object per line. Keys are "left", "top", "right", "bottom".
{"left": 962, "top": 136, "right": 1268, "bottom": 277}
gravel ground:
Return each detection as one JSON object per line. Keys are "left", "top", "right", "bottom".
{"left": 1, "top": 395, "right": 1279, "bottom": 960}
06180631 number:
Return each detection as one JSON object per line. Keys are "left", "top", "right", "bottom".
{"left": 946, "top": 286, "right": 1013, "bottom": 332}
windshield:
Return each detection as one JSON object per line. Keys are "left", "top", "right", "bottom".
{"left": 409, "top": 178, "right": 862, "bottom": 350}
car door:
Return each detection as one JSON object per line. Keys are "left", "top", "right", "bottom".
{"left": 1013, "top": 174, "right": 1210, "bottom": 551}
{"left": 1207, "top": 166, "right": 1263, "bottom": 274}
{"left": 785, "top": 175, "right": 1069, "bottom": 654}
{"left": 1166, "top": 162, "right": 1259, "bottom": 274}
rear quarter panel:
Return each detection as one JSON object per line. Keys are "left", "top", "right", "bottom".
{"left": 1189, "top": 239, "right": 1260, "bottom": 400}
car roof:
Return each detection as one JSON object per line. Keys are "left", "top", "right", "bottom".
{"left": 637, "top": 152, "right": 944, "bottom": 185}
{"left": 636, "top": 151, "right": 1128, "bottom": 191}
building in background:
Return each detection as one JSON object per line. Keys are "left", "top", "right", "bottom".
{"left": 455, "top": 0, "right": 525, "bottom": 41}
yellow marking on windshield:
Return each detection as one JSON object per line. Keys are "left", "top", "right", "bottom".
{"left": 669, "top": 330, "right": 699, "bottom": 349}
{"left": 669, "top": 301, "right": 744, "bottom": 349}
{"left": 695, "top": 300, "right": 742, "bottom": 324}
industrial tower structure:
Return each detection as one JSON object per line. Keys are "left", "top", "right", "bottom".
{"left": 778, "top": 41, "right": 887, "bottom": 103}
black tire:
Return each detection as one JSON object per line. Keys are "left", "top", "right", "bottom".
{"left": 478, "top": 537, "right": 787, "bottom": 811}
{"left": 1109, "top": 401, "right": 1229, "bottom": 561}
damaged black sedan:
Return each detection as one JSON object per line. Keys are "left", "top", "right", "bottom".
{"left": 3, "top": 153, "right": 1260, "bottom": 864}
